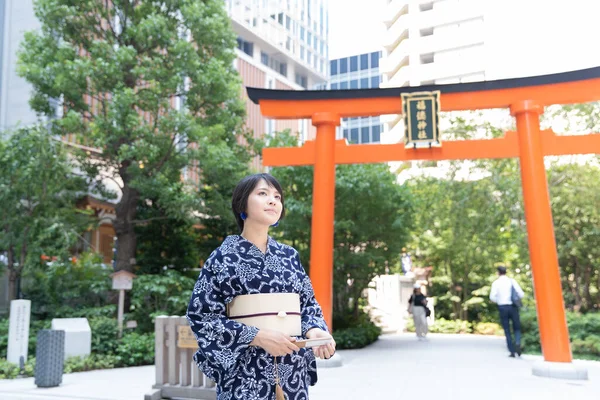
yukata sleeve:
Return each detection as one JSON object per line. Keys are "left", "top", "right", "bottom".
{"left": 186, "top": 254, "right": 259, "bottom": 383}
{"left": 294, "top": 252, "right": 330, "bottom": 336}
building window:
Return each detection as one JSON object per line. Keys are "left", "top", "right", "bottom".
{"left": 295, "top": 73, "right": 308, "bottom": 89}
{"left": 350, "top": 56, "right": 358, "bottom": 72}
{"left": 286, "top": 15, "right": 291, "bottom": 30}
{"left": 370, "top": 52, "right": 379, "bottom": 68}
{"left": 420, "top": 27, "right": 434, "bottom": 37}
{"left": 421, "top": 53, "right": 434, "bottom": 64}
{"left": 307, "top": 31, "right": 312, "bottom": 45}
{"left": 340, "top": 58, "right": 348, "bottom": 74}
{"left": 307, "top": 51, "right": 312, "bottom": 65}
{"left": 237, "top": 38, "right": 253, "bottom": 57}
{"left": 350, "top": 79, "right": 358, "bottom": 89}
{"left": 350, "top": 128, "right": 359, "bottom": 144}
{"left": 361, "top": 127, "right": 370, "bottom": 143}
{"left": 300, "top": 46, "right": 305, "bottom": 60}
{"left": 371, "top": 76, "right": 380, "bottom": 88}
{"left": 279, "top": 63, "right": 287, "bottom": 77}
{"left": 361, "top": 77, "right": 369, "bottom": 88}
{"left": 331, "top": 83, "right": 338, "bottom": 89}
{"left": 300, "top": 26, "right": 305, "bottom": 40}
{"left": 261, "top": 52, "right": 269, "bottom": 66}
{"left": 419, "top": 2, "right": 434, "bottom": 11}
{"left": 372, "top": 125, "right": 381, "bottom": 142}
{"left": 340, "top": 81, "right": 348, "bottom": 89}
{"left": 360, "top": 53, "right": 369, "bottom": 70}
{"left": 330, "top": 59, "right": 338, "bottom": 75}
{"left": 343, "top": 129, "right": 349, "bottom": 140}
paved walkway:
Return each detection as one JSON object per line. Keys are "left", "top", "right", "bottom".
{"left": 1, "top": 333, "right": 599, "bottom": 400}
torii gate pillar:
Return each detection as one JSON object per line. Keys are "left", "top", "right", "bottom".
{"left": 309, "top": 112, "right": 340, "bottom": 330}
{"left": 512, "top": 101, "right": 571, "bottom": 363}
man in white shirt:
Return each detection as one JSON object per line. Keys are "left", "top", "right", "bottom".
{"left": 490, "top": 266, "right": 525, "bottom": 357}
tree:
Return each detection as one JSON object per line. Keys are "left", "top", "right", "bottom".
{"left": 406, "top": 113, "right": 530, "bottom": 321}
{"left": 18, "top": 0, "right": 252, "bottom": 272}
{"left": 548, "top": 162, "right": 600, "bottom": 312}
{"left": 0, "top": 125, "right": 90, "bottom": 301}
{"left": 268, "top": 131, "right": 414, "bottom": 324}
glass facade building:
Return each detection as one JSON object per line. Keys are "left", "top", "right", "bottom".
{"left": 328, "top": 51, "right": 383, "bottom": 144}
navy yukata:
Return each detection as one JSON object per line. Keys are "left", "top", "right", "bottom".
{"left": 186, "top": 235, "right": 329, "bottom": 400}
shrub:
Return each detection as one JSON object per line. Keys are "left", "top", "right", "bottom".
{"left": 23, "top": 252, "right": 113, "bottom": 320}
{"left": 0, "top": 357, "right": 36, "bottom": 379}
{"left": 130, "top": 270, "right": 195, "bottom": 334}
{"left": 89, "top": 317, "right": 119, "bottom": 355}
{"left": 114, "top": 332, "right": 155, "bottom": 367}
{"left": 571, "top": 335, "right": 600, "bottom": 357}
{"left": 474, "top": 322, "right": 503, "bottom": 336}
{"left": 63, "top": 354, "right": 119, "bottom": 373}
{"left": 333, "top": 320, "right": 381, "bottom": 349}
{"left": 429, "top": 318, "right": 473, "bottom": 334}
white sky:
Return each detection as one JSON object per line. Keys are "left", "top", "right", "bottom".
{"left": 327, "top": 0, "right": 600, "bottom": 78}
{"left": 327, "top": 0, "right": 386, "bottom": 59}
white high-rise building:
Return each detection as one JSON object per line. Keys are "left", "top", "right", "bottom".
{"left": 380, "top": 0, "right": 486, "bottom": 142}
{"left": 0, "top": 0, "right": 41, "bottom": 133}
{"left": 379, "top": 0, "right": 600, "bottom": 145}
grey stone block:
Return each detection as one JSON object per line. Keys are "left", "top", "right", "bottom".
{"left": 35, "top": 329, "right": 65, "bottom": 388}
{"left": 532, "top": 360, "right": 588, "bottom": 380}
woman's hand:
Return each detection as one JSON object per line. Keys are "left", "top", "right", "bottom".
{"left": 306, "top": 328, "right": 336, "bottom": 359}
{"left": 250, "top": 329, "right": 300, "bottom": 357}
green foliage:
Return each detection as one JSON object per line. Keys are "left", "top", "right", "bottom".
{"left": 89, "top": 317, "right": 119, "bottom": 355}
{"left": 520, "top": 309, "right": 600, "bottom": 358}
{"left": 0, "top": 319, "right": 8, "bottom": 359}
{"left": 135, "top": 200, "right": 202, "bottom": 274}
{"left": 114, "top": 332, "right": 155, "bottom": 366}
{"left": 130, "top": 270, "right": 196, "bottom": 333}
{"left": 63, "top": 354, "right": 119, "bottom": 373}
{"left": 548, "top": 163, "right": 600, "bottom": 312}
{"left": 333, "top": 319, "right": 382, "bottom": 350}
{"left": 23, "top": 252, "right": 113, "bottom": 320}
{"left": 18, "top": 0, "right": 253, "bottom": 272}
{"left": 429, "top": 318, "right": 473, "bottom": 334}
{"left": 0, "top": 125, "right": 90, "bottom": 301}
{"left": 473, "top": 322, "right": 504, "bottom": 336}
{"left": 0, "top": 357, "right": 36, "bottom": 379}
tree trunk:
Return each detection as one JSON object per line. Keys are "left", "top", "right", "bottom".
{"left": 583, "top": 265, "right": 593, "bottom": 311}
{"left": 7, "top": 246, "right": 17, "bottom": 302}
{"left": 113, "top": 183, "right": 140, "bottom": 272}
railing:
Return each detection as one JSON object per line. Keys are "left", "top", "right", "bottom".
{"left": 145, "top": 316, "right": 216, "bottom": 400}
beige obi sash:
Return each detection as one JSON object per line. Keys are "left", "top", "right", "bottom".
{"left": 227, "top": 293, "right": 301, "bottom": 336}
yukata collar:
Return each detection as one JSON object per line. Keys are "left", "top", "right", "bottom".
{"left": 237, "top": 234, "right": 277, "bottom": 256}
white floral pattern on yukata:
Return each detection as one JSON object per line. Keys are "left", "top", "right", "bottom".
{"left": 186, "top": 235, "right": 329, "bottom": 400}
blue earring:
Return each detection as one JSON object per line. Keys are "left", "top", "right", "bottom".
{"left": 271, "top": 221, "right": 279, "bottom": 227}
{"left": 240, "top": 212, "right": 247, "bottom": 220}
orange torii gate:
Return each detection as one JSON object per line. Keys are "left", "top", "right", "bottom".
{"left": 247, "top": 67, "right": 600, "bottom": 375}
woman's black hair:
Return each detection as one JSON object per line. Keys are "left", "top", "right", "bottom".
{"left": 231, "top": 173, "right": 285, "bottom": 232}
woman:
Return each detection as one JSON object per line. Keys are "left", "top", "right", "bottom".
{"left": 186, "top": 173, "right": 335, "bottom": 400}
{"left": 408, "top": 284, "right": 428, "bottom": 341}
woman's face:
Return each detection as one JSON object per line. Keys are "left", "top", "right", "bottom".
{"left": 245, "top": 179, "right": 282, "bottom": 227}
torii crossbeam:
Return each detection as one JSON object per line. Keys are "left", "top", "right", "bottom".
{"left": 247, "top": 66, "right": 600, "bottom": 372}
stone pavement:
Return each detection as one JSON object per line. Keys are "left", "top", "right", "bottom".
{"left": 1, "top": 333, "right": 599, "bottom": 400}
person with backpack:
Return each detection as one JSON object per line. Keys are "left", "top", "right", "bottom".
{"left": 490, "top": 265, "right": 525, "bottom": 357}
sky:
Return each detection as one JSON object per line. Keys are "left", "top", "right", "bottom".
{"left": 326, "top": 0, "right": 600, "bottom": 78}
{"left": 327, "top": 0, "right": 386, "bottom": 59}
